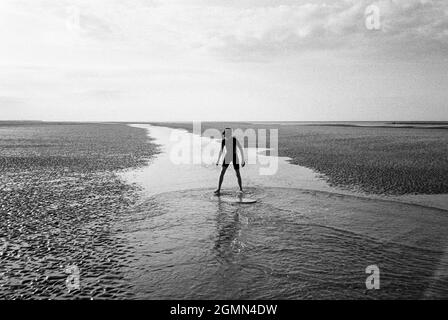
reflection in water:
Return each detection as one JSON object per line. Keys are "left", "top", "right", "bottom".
{"left": 213, "top": 201, "right": 243, "bottom": 295}
{"left": 214, "top": 202, "right": 245, "bottom": 261}
{"left": 122, "top": 187, "right": 448, "bottom": 299}
{"left": 117, "top": 125, "right": 448, "bottom": 299}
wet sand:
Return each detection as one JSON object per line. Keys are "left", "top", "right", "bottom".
{"left": 0, "top": 123, "right": 158, "bottom": 299}
{"left": 122, "top": 124, "right": 448, "bottom": 210}
{"left": 120, "top": 125, "right": 448, "bottom": 299}
{"left": 2, "top": 122, "right": 448, "bottom": 299}
{"left": 148, "top": 121, "right": 448, "bottom": 195}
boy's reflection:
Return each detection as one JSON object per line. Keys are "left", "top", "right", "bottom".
{"left": 213, "top": 201, "right": 244, "bottom": 264}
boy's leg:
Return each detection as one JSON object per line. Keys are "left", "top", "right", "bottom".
{"left": 215, "top": 165, "right": 228, "bottom": 194}
{"left": 235, "top": 168, "right": 243, "bottom": 191}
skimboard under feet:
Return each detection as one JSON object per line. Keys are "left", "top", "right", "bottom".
{"left": 212, "top": 190, "right": 257, "bottom": 204}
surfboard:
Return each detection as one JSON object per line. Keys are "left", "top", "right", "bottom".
{"left": 217, "top": 196, "right": 257, "bottom": 204}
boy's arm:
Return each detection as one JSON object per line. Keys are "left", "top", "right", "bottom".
{"left": 236, "top": 139, "right": 245, "bottom": 166}
{"left": 216, "top": 141, "right": 224, "bottom": 165}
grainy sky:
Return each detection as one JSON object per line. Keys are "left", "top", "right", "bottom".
{"left": 0, "top": 0, "right": 447, "bottom": 121}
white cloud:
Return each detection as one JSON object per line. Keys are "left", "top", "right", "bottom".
{"left": 0, "top": 0, "right": 447, "bottom": 121}
{"left": 2, "top": 0, "right": 447, "bottom": 62}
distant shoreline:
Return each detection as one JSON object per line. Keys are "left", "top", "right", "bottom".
{"left": 148, "top": 121, "right": 448, "bottom": 196}
{"left": 1, "top": 121, "right": 447, "bottom": 195}
{"left": 2, "top": 120, "right": 448, "bottom": 126}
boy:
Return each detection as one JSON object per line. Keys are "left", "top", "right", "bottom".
{"left": 214, "top": 128, "right": 246, "bottom": 194}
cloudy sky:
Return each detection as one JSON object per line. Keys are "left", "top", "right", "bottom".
{"left": 0, "top": 0, "right": 447, "bottom": 121}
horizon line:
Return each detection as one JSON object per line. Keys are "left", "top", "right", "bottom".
{"left": 2, "top": 120, "right": 448, "bottom": 123}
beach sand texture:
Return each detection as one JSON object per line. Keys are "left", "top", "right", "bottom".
{"left": 119, "top": 124, "right": 448, "bottom": 299}
{"left": 0, "top": 123, "right": 158, "bottom": 299}
{"left": 151, "top": 121, "right": 448, "bottom": 195}
{"left": 1, "top": 122, "right": 448, "bottom": 299}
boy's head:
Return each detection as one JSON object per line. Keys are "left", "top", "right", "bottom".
{"left": 222, "top": 128, "right": 232, "bottom": 139}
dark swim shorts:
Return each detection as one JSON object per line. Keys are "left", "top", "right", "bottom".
{"left": 222, "top": 162, "right": 240, "bottom": 170}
